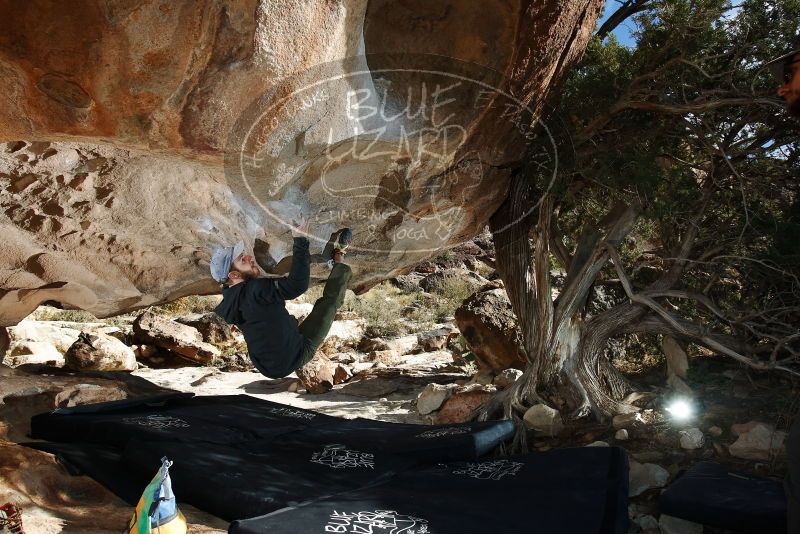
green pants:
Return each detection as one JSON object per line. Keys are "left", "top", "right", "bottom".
{"left": 297, "top": 263, "right": 352, "bottom": 366}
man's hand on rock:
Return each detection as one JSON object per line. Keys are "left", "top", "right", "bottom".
{"left": 291, "top": 216, "right": 310, "bottom": 239}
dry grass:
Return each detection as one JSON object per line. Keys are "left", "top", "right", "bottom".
{"left": 28, "top": 306, "right": 99, "bottom": 322}
{"left": 149, "top": 295, "right": 222, "bottom": 316}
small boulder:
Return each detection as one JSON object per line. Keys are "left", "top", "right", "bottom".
{"left": 367, "top": 349, "right": 404, "bottom": 366}
{"left": 633, "top": 515, "right": 659, "bottom": 531}
{"left": 493, "top": 368, "right": 523, "bottom": 389}
{"left": 390, "top": 272, "right": 426, "bottom": 292}
{"left": 384, "top": 334, "right": 419, "bottom": 355}
{"left": 132, "top": 311, "right": 219, "bottom": 364}
{"left": 679, "top": 427, "right": 705, "bottom": 450}
{"left": 433, "top": 384, "right": 495, "bottom": 424}
{"left": 175, "top": 312, "right": 237, "bottom": 346}
{"left": 416, "top": 324, "right": 458, "bottom": 352}
{"left": 333, "top": 364, "right": 352, "bottom": 385}
{"left": 64, "top": 332, "right": 137, "bottom": 371}
{"left": 628, "top": 460, "right": 669, "bottom": 497}
{"left": 615, "top": 429, "right": 629, "bottom": 441}
{"left": 295, "top": 353, "right": 335, "bottom": 394}
{"left": 470, "top": 369, "right": 495, "bottom": 385}
{"left": 728, "top": 423, "right": 786, "bottom": 460}
{"left": 586, "top": 441, "right": 609, "bottom": 447}
{"left": 5, "top": 341, "right": 64, "bottom": 367}
{"left": 708, "top": 425, "right": 723, "bottom": 437}
{"left": 318, "top": 319, "right": 366, "bottom": 353}
{"left": 731, "top": 420, "right": 761, "bottom": 436}
{"left": 416, "top": 383, "right": 458, "bottom": 415}
{"left": 523, "top": 404, "right": 564, "bottom": 437}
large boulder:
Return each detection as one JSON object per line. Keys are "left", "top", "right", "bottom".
{"left": 64, "top": 331, "right": 137, "bottom": 371}
{"left": 132, "top": 311, "right": 219, "bottom": 364}
{"left": 0, "top": 0, "right": 604, "bottom": 325}
{"left": 455, "top": 288, "right": 526, "bottom": 371}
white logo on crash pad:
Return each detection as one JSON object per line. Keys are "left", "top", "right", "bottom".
{"left": 311, "top": 444, "right": 375, "bottom": 469}
{"left": 121, "top": 415, "right": 190, "bottom": 429}
{"left": 324, "top": 509, "right": 429, "bottom": 533}
{"left": 451, "top": 459, "right": 523, "bottom": 480}
{"left": 415, "top": 427, "right": 469, "bottom": 439}
{"left": 267, "top": 407, "right": 316, "bottom": 420}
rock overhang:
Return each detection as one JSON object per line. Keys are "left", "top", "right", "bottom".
{"left": 0, "top": 0, "right": 603, "bottom": 325}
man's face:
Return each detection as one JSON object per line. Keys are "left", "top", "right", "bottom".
{"left": 777, "top": 55, "right": 800, "bottom": 118}
{"left": 230, "top": 251, "right": 260, "bottom": 280}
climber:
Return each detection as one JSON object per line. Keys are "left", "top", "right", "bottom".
{"left": 210, "top": 218, "right": 353, "bottom": 379}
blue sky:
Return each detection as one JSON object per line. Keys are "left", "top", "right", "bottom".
{"left": 597, "top": 2, "right": 638, "bottom": 47}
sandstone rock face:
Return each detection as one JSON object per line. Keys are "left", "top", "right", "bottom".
{"left": 64, "top": 331, "right": 137, "bottom": 371}
{"left": 455, "top": 288, "right": 526, "bottom": 371}
{"left": 132, "top": 311, "right": 219, "bottom": 364}
{"left": 0, "top": 0, "right": 603, "bottom": 325}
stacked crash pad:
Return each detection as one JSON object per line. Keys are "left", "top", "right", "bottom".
{"left": 659, "top": 462, "right": 787, "bottom": 532}
{"left": 27, "top": 393, "right": 630, "bottom": 533}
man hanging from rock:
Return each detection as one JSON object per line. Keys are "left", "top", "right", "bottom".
{"left": 768, "top": 36, "right": 800, "bottom": 534}
{"left": 210, "top": 218, "right": 353, "bottom": 379}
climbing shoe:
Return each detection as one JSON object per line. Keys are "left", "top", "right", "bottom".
{"left": 323, "top": 228, "right": 352, "bottom": 268}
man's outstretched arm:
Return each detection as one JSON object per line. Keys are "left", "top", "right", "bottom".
{"left": 273, "top": 217, "right": 310, "bottom": 300}
{"left": 274, "top": 236, "right": 310, "bottom": 300}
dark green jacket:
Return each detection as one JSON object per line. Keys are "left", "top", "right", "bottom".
{"left": 214, "top": 237, "right": 310, "bottom": 378}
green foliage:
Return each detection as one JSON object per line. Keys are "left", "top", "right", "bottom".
{"left": 532, "top": 0, "right": 800, "bottom": 363}
{"left": 343, "top": 282, "right": 416, "bottom": 337}
{"left": 428, "top": 274, "right": 475, "bottom": 321}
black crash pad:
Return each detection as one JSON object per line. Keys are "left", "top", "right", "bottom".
{"left": 27, "top": 393, "right": 518, "bottom": 523}
{"left": 230, "top": 446, "right": 630, "bottom": 534}
{"left": 256, "top": 417, "right": 516, "bottom": 462}
{"left": 25, "top": 441, "right": 149, "bottom": 505}
{"left": 30, "top": 394, "right": 334, "bottom": 446}
{"left": 121, "top": 438, "right": 415, "bottom": 521}
{"left": 659, "top": 461, "right": 787, "bottom": 533}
